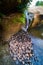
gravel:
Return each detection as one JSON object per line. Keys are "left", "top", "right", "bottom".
{"left": 9, "top": 30, "right": 33, "bottom": 65}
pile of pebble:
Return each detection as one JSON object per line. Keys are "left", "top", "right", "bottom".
{"left": 9, "top": 30, "right": 33, "bottom": 65}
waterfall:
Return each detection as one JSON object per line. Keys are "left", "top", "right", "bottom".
{"left": 22, "top": 10, "right": 34, "bottom": 32}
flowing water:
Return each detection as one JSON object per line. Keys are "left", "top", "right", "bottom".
{"left": 30, "top": 35, "right": 43, "bottom": 65}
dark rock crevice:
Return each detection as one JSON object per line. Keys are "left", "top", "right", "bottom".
{"left": 0, "top": 0, "right": 30, "bottom": 15}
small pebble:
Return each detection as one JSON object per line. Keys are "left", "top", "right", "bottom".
{"left": 9, "top": 30, "right": 33, "bottom": 64}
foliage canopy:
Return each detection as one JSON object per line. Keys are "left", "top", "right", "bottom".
{"left": 36, "top": 1, "right": 43, "bottom": 6}
{"left": 0, "top": 0, "right": 32, "bottom": 14}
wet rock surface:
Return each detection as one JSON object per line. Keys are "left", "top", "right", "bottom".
{"left": 9, "top": 30, "right": 33, "bottom": 65}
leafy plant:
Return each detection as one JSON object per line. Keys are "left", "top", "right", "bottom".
{"left": 36, "top": 1, "right": 43, "bottom": 6}
{"left": 0, "top": 0, "right": 32, "bottom": 14}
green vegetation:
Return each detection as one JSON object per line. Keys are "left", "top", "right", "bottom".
{"left": 36, "top": 1, "right": 43, "bottom": 6}
{"left": 0, "top": 0, "right": 32, "bottom": 24}
{"left": 19, "top": 14, "right": 25, "bottom": 24}
{"left": 0, "top": 0, "right": 32, "bottom": 14}
{"left": 14, "top": 14, "right": 25, "bottom": 24}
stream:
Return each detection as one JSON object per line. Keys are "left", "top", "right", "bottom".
{"left": 30, "top": 35, "right": 43, "bottom": 65}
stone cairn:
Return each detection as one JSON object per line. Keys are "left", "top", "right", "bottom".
{"left": 9, "top": 30, "right": 34, "bottom": 65}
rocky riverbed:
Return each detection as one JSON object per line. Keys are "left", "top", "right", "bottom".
{"left": 0, "top": 29, "right": 43, "bottom": 65}
{"left": 9, "top": 30, "right": 33, "bottom": 65}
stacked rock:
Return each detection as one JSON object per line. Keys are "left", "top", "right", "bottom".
{"left": 9, "top": 30, "right": 33, "bottom": 65}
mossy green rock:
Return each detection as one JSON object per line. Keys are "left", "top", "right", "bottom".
{"left": 0, "top": 13, "right": 25, "bottom": 42}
